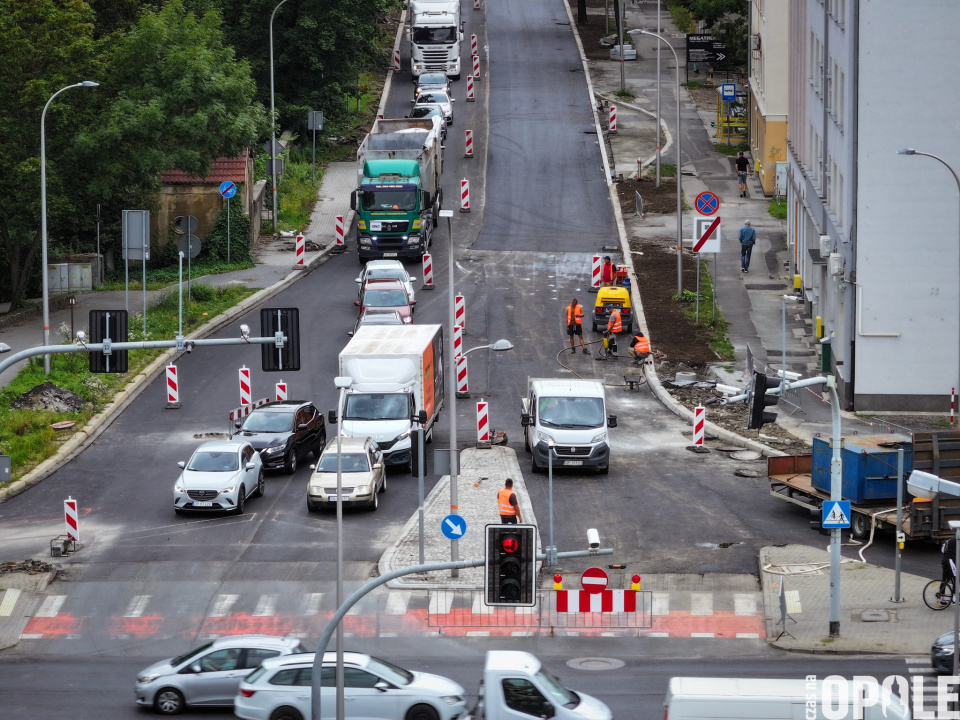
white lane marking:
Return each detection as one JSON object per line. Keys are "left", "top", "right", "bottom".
{"left": 908, "top": 668, "right": 935, "bottom": 674}
{"left": 511, "top": 631, "right": 535, "bottom": 637}
{"left": 19, "top": 634, "right": 43, "bottom": 640}
{"left": 0, "top": 589, "right": 21, "bottom": 617}
{"left": 905, "top": 657, "right": 930, "bottom": 664}
{"left": 380, "top": 632, "right": 399, "bottom": 638}
{"left": 471, "top": 594, "right": 494, "bottom": 615}
{"left": 209, "top": 594, "right": 238, "bottom": 617}
{"left": 466, "top": 631, "right": 490, "bottom": 637}
{"left": 384, "top": 592, "right": 410, "bottom": 615}
{"left": 124, "top": 595, "right": 151, "bottom": 618}
{"left": 690, "top": 632, "right": 715, "bottom": 638}
{"left": 645, "top": 632, "right": 670, "bottom": 637}
{"left": 734, "top": 593, "right": 757, "bottom": 616}
{"left": 300, "top": 593, "right": 324, "bottom": 616}
{"left": 253, "top": 594, "right": 277, "bottom": 617}
{"left": 690, "top": 593, "right": 713, "bottom": 616}
{"left": 429, "top": 591, "right": 454, "bottom": 615}
{"left": 652, "top": 593, "right": 669, "bottom": 616}
{"left": 736, "top": 633, "right": 761, "bottom": 638}
{"left": 35, "top": 595, "right": 66, "bottom": 618}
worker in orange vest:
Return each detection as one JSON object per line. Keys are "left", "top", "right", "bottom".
{"left": 606, "top": 307, "right": 622, "bottom": 334}
{"left": 497, "top": 478, "right": 523, "bottom": 524}
{"left": 600, "top": 256, "right": 615, "bottom": 286}
{"left": 629, "top": 332, "right": 651, "bottom": 365}
{"left": 565, "top": 298, "right": 588, "bottom": 355}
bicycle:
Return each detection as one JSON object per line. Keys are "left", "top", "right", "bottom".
{"left": 923, "top": 578, "right": 956, "bottom": 610}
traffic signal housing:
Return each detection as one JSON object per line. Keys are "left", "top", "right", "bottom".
{"left": 88, "top": 310, "right": 129, "bottom": 373}
{"left": 747, "top": 371, "right": 779, "bottom": 430}
{"left": 485, "top": 524, "right": 537, "bottom": 607}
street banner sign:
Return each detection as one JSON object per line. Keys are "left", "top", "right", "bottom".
{"left": 822, "top": 501, "right": 852, "bottom": 529}
{"left": 693, "top": 216, "right": 722, "bottom": 254}
{"left": 580, "top": 567, "right": 608, "bottom": 594}
{"left": 686, "top": 34, "right": 728, "bottom": 65}
{"left": 442, "top": 514, "right": 467, "bottom": 539}
{"left": 694, "top": 191, "right": 720, "bottom": 216}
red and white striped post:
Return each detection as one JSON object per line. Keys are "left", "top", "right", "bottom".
{"left": 477, "top": 398, "right": 489, "bottom": 443}
{"left": 456, "top": 355, "right": 469, "bottom": 397}
{"left": 64, "top": 497, "right": 79, "bottom": 542}
{"left": 473, "top": 54, "right": 481, "bottom": 80}
{"left": 455, "top": 292, "right": 465, "bottom": 330}
{"left": 393, "top": 48, "right": 400, "bottom": 72}
{"left": 466, "top": 74, "right": 475, "bottom": 102}
{"left": 295, "top": 233, "right": 305, "bottom": 266}
{"left": 275, "top": 381, "right": 288, "bottom": 402}
{"left": 693, "top": 405, "right": 705, "bottom": 446}
{"left": 464, "top": 129, "right": 474, "bottom": 159}
{"left": 239, "top": 366, "right": 252, "bottom": 406}
{"left": 474, "top": 0, "right": 480, "bottom": 9}
{"left": 453, "top": 323, "right": 463, "bottom": 359}
{"left": 952, "top": 387, "right": 956, "bottom": 426}
{"left": 460, "top": 179, "right": 471, "bottom": 212}
{"left": 422, "top": 253, "right": 434, "bottom": 289}
{"left": 471, "top": 34, "right": 478, "bottom": 56}
{"left": 591, "top": 255, "right": 602, "bottom": 289}
{"left": 335, "top": 215, "right": 345, "bottom": 247}
{"left": 608, "top": 105, "right": 617, "bottom": 133}
{"left": 165, "top": 364, "right": 180, "bottom": 408}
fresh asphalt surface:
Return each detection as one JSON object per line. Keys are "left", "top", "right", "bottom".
{"left": 0, "top": 0, "right": 949, "bottom": 715}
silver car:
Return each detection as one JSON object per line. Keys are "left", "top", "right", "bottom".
{"left": 414, "top": 90, "right": 454, "bottom": 124}
{"left": 356, "top": 259, "right": 418, "bottom": 304}
{"left": 135, "top": 634, "right": 305, "bottom": 714}
{"left": 307, "top": 436, "right": 386, "bottom": 511}
{"left": 173, "top": 439, "right": 264, "bottom": 515}
{"left": 414, "top": 71, "right": 450, "bottom": 101}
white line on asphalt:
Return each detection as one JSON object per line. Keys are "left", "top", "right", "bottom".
{"left": 690, "top": 632, "right": 715, "bottom": 638}
{"left": 652, "top": 593, "right": 669, "bottom": 616}
{"left": 209, "top": 594, "right": 238, "bottom": 617}
{"left": 466, "top": 631, "right": 490, "bottom": 637}
{"left": 0, "top": 589, "right": 21, "bottom": 617}
{"left": 471, "top": 594, "right": 494, "bottom": 615}
{"left": 380, "top": 632, "right": 399, "bottom": 638}
{"left": 564, "top": 632, "right": 580, "bottom": 637}
{"left": 735, "top": 633, "right": 761, "bottom": 638}
{"left": 384, "top": 592, "right": 410, "bottom": 615}
{"left": 429, "top": 591, "right": 454, "bottom": 615}
{"left": 124, "top": 595, "right": 151, "bottom": 618}
{"left": 690, "top": 593, "right": 713, "bottom": 616}
{"left": 35, "top": 595, "right": 66, "bottom": 618}
{"left": 301, "top": 593, "right": 324, "bottom": 616}
{"left": 19, "top": 634, "right": 43, "bottom": 640}
{"left": 734, "top": 594, "right": 758, "bottom": 616}
{"left": 904, "top": 657, "right": 929, "bottom": 664}
{"left": 645, "top": 632, "right": 670, "bottom": 637}
{"left": 908, "top": 668, "right": 935, "bottom": 674}
{"left": 254, "top": 595, "right": 277, "bottom": 617}
{"left": 511, "top": 631, "right": 535, "bottom": 637}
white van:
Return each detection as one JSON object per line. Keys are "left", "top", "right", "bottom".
{"left": 665, "top": 677, "right": 911, "bottom": 720}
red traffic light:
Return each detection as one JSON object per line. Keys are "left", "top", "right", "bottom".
{"left": 501, "top": 535, "right": 520, "bottom": 553}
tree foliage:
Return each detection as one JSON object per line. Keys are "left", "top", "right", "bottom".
{"left": 672, "top": 0, "right": 748, "bottom": 66}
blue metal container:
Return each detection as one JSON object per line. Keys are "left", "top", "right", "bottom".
{"left": 811, "top": 434, "right": 912, "bottom": 503}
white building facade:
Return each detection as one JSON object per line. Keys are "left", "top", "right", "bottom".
{"left": 786, "top": 0, "right": 960, "bottom": 411}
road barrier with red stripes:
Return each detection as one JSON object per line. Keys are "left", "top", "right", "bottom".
{"left": 276, "top": 381, "right": 288, "bottom": 402}
{"left": 464, "top": 129, "right": 473, "bottom": 159}
{"left": 295, "top": 234, "right": 305, "bottom": 266}
{"left": 460, "top": 179, "right": 470, "bottom": 212}
{"left": 466, "top": 75, "right": 475, "bottom": 102}
{"left": 693, "top": 405, "right": 704, "bottom": 445}
{"left": 239, "top": 366, "right": 252, "bottom": 406}
{"left": 609, "top": 105, "right": 617, "bottom": 133}
{"left": 422, "top": 253, "right": 434, "bottom": 289}
{"left": 477, "top": 399, "right": 489, "bottom": 442}
{"left": 166, "top": 364, "right": 180, "bottom": 408}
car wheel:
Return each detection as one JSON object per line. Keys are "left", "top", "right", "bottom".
{"left": 284, "top": 448, "right": 298, "bottom": 475}
{"left": 174, "top": 507, "right": 185, "bottom": 516}
{"left": 254, "top": 470, "right": 265, "bottom": 498}
{"left": 154, "top": 687, "right": 185, "bottom": 715}
{"left": 531, "top": 453, "right": 542, "bottom": 474}
{"left": 370, "top": 488, "right": 379, "bottom": 511}
{"left": 851, "top": 513, "right": 869, "bottom": 540}
{"left": 235, "top": 487, "right": 246, "bottom": 515}
{"left": 307, "top": 499, "right": 318, "bottom": 513}
{"left": 270, "top": 707, "right": 304, "bottom": 720}
{"left": 380, "top": 473, "right": 387, "bottom": 493}
{"left": 592, "top": 322, "right": 598, "bottom": 332}
{"left": 406, "top": 704, "right": 441, "bottom": 720}
{"left": 598, "top": 463, "right": 610, "bottom": 476}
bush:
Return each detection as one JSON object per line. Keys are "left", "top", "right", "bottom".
{"left": 203, "top": 198, "right": 253, "bottom": 263}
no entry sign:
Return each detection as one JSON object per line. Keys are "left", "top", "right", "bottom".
{"left": 580, "top": 567, "right": 608, "bottom": 594}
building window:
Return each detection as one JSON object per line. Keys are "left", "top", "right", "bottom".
{"left": 836, "top": 68, "right": 845, "bottom": 127}
{"left": 837, "top": 171, "right": 844, "bottom": 226}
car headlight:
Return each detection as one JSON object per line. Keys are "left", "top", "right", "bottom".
{"left": 356, "top": 484, "right": 371, "bottom": 494}
{"left": 591, "top": 432, "right": 607, "bottom": 443}
{"left": 395, "top": 429, "right": 412, "bottom": 441}
{"left": 174, "top": 484, "right": 184, "bottom": 493}
{"left": 441, "top": 696, "right": 463, "bottom": 705}
{"left": 220, "top": 485, "right": 236, "bottom": 494}
{"left": 261, "top": 445, "right": 284, "bottom": 456}
{"left": 137, "top": 672, "right": 162, "bottom": 684}
{"left": 537, "top": 430, "right": 554, "bottom": 445}
{"left": 403, "top": 316, "right": 413, "bottom": 323}
{"left": 360, "top": 237, "right": 372, "bottom": 247}
{"left": 940, "top": 644, "right": 955, "bottom": 655}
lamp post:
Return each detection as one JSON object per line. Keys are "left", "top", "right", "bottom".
{"left": 439, "top": 209, "right": 459, "bottom": 575}
{"left": 898, "top": 148, "right": 960, "bottom": 426}
{"left": 545, "top": 441, "right": 557, "bottom": 567}
{"left": 269, "top": 0, "right": 291, "bottom": 237}
{"left": 333, "top": 376, "right": 353, "bottom": 720}
{"left": 40, "top": 81, "right": 99, "bottom": 375}
{"left": 634, "top": 29, "right": 682, "bottom": 296}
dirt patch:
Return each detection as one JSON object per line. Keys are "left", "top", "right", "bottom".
{"left": 11, "top": 382, "right": 89, "bottom": 413}
{"left": 616, "top": 176, "right": 677, "bottom": 215}
{"left": 0, "top": 559, "right": 54, "bottom": 577}
{"left": 573, "top": 14, "right": 629, "bottom": 61}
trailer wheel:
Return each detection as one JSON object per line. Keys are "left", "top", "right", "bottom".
{"left": 851, "top": 513, "right": 869, "bottom": 540}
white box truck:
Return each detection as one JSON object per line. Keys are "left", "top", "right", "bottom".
{"left": 335, "top": 324, "right": 444, "bottom": 468}
{"left": 409, "top": 0, "right": 462, "bottom": 79}
{"left": 521, "top": 379, "right": 617, "bottom": 475}
{"left": 664, "top": 677, "right": 911, "bottom": 720}
{"left": 352, "top": 117, "right": 444, "bottom": 261}
{"left": 474, "top": 651, "right": 612, "bottom": 720}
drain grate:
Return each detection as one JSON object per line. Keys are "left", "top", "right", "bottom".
{"left": 566, "top": 657, "right": 625, "bottom": 671}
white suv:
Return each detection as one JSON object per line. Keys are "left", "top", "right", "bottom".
{"left": 235, "top": 651, "right": 467, "bottom": 720}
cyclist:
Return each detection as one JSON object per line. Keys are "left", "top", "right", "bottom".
{"left": 942, "top": 536, "right": 958, "bottom": 605}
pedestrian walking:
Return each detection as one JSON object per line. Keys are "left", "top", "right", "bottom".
{"left": 600, "top": 256, "right": 615, "bottom": 286}
{"left": 565, "top": 298, "right": 589, "bottom": 354}
{"left": 497, "top": 478, "right": 523, "bottom": 524}
{"left": 738, "top": 219, "right": 756, "bottom": 273}
{"left": 735, "top": 151, "right": 751, "bottom": 198}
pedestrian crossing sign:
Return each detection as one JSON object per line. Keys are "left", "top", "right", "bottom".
{"left": 822, "top": 501, "right": 851, "bottom": 529}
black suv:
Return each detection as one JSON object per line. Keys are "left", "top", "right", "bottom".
{"left": 235, "top": 401, "right": 326, "bottom": 474}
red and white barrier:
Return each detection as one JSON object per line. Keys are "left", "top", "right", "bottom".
{"left": 591, "top": 255, "right": 601, "bottom": 288}
{"left": 453, "top": 323, "right": 463, "bottom": 359}
{"left": 555, "top": 590, "right": 639, "bottom": 613}
{"left": 295, "top": 234, "right": 305, "bottom": 266}
{"left": 239, "top": 366, "right": 251, "bottom": 406}
{"left": 471, "top": 34, "right": 477, "bottom": 56}
{"left": 335, "top": 215, "right": 345, "bottom": 247}
{"left": 464, "top": 129, "right": 474, "bottom": 159}
{"left": 952, "top": 387, "right": 955, "bottom": 426}
{"left": 422, "top": 253, "right": 434, "bottom": 288}
{"left": 457, "top": 355, "right": 469, "bottom": 395}
{"left": 460, "top": 179, "right": 470, "bottom": 212}
{"left": 608, "top": 106, "right": 617, "bottom": 133}
{"left": 393, "top": 48, "right": 400, "bottom": 72}
{"left": 474, "top": 0, "right": 480, "bottom": 9}
{"left": 229, "top": 398, "right": 269, "bottom": 423}
{"left": 166, "top": 364, "right": 180, "bottom": 407}
{"left": 276, "top": 381, "right": 288, "bottom": 402}
{"left": 472, "top": 54, "right": 480, "bottom": 80}
{"left": 466, "top": 74, "right": 475, "bottom": 102}
{"left": 64, "top": 497, "right": 79, "bottom": 542}
{"left": 455, "top": 293, "right": 465, "bottom": 330}
{"left": 693, "top": 405, "right": 704, "bottom": 446}
{"left": 477, "top": 399, "right": 489, "bottom": 442}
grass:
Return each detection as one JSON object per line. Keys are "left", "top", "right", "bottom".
{"left": 665, "top": 2, "right": 693, "bottom": 33}
{"left": 681, "top": 80, "right": 710, "bottom": 89}
{"left": 0, "top": 284, "right": 256, "bottom": 486}
{"left": 100, "top": 258, "right": 255, "bottom": 291}
{"left": 768, "top": 198, "right": 787, "bottom": 219}
{"left": 674, "top": 259, "right": 736, "bottom": 361}
{"left": 615, "top": 88, "right": 636, "bottom": 101}
{"left": 712, "top": 142, "right": 750, "bottom": 157}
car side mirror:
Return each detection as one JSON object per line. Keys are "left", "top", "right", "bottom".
{"left": 347, "top": 331, "right": 355, "bottom": 337}
{"left": 355, "top": 277, "right": 362, "bottom": 284}
{"left": 328, "top": 410, "right": 338, "bottom": 424}
{"left": 374, "top": 680, "right": 390, "bottom": 692}
{"left": 541, "top": 702, "right": 555, "bottom": 719}
{"left": 409, "top": 277, "right": 418, "bottom": 283}
{"left": 235, "top": 420, "right": 242, "bottom": 430}
{"left": 354, "top": 301, "right": 361, "bottom": 307}
{"left": 410, "top": 300, "right": 417, "bottom": 306}
{"left": 350, "top": 190, "right": 358, "bottom": 211}
{"left": 521, "top": 414, "right": 533, "bottom": 428}
{"left": 189, "top": 662, "right": 202, "bottom": 674}
{"left": 413, "top": 410, "right": 427, "bottom": 425}
{"left": 245, "top": 462, "right": 257, "bottom": 471}
{"left": 178, "top": 461, "right": 186, "bottom": 469}
{"left": 298, "top": 423, "right": 309, "bottom": 430}
{"left": 607, "top": 414, "right": 618, "bottom": 428}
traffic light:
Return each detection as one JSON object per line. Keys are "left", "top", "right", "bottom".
{"left": 485, "top": 524, "right": 537, "bottom": 607}
{"left": 747, "top": 371, "right": 779, "bottom": 430}
{"left": 260, "top": 308, "right": 300, "bottom": 372}
{"left": 88, "top": 310, "right": 128, "bottom": 373}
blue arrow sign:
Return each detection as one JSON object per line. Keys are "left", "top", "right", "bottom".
{"left": 441, "top": 514, "right": 467, "bottom": 539}
{"left": 822, "top": 501, "right": 852, "bottom": 529}
{"left": 219, "top": 181, "right": 237, "bottom": 199}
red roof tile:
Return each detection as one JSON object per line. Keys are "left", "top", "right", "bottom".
{"left": 161, "top": 150, "right": 250, "bottom": 185}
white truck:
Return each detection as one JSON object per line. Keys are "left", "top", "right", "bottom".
{"left": 334, "top": 324, "right": 444, "bottom": 468}
{"left": 352, "top": 117, "right": 444, "bottom": 261}
{"left": 409, "top": 0, "right": 462, "bottom": 79}
{"left": 521, "top": 379, "right": 617, "bottom": 475}
{"left": 474, "top": 651, "right": 612, "bottom": 720}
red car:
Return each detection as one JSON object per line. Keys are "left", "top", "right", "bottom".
{"left": 355, "top": 278, "right": 415, "bottom": 323}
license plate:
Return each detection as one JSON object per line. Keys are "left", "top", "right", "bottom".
{"left": 563, "top": 460, "right": 583, "bottom": 467}
{"left": 370, "top": 221, "right": 382, "bottom": 231}
{"left": 382, "top": 252, "right": 398, "bottom": 257}
{"left": 192, "top": 501, "right": 213, "bottom": 507}
{"left": 329, "top": 496, "right": 349, "bottom": 502}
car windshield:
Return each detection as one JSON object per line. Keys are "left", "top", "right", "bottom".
{"left": 366, "top": 268, "right": 405, "bottom": 281}
{"left": 361, "top": 190, "right": 417, "bottom": 212}
{"left": 360, "top": 315, "right": 403, "bottom": 326}
{"left": 241, "top": 411, "right": 294, "bottom": 433}
{"left": 535, "top": 669, "right": 579, "bottom": 708}
{"left": 317, "top": 453, "right": 370, "bottom": 473}
{"left": 343, "top": 393, "right": 410, "bottom": 421}
{"left": 418, "top": 73, "right": 447, "bottom": 86}
{"left": 412, "top": 26, "right": 457, "bottom": 44}
{"left": 171, "top": 641, "right": 213, "bottom": 667}
{"left": 362, "top": 289, "right": 408, "bottom": 307}
{"left": 409, "top": 107, "right": 442, "bottom": 120}
{"left": 417, "top": 92, "right": 449, "bottom": 105}
{"left": 187, "top": 450, "right": 239, "bottom": 472}
{"left": 366, "top": 656, "right": 414, "bottom": 686}
{"left": 537, "top": 397, "right": 605, "bottom": 429}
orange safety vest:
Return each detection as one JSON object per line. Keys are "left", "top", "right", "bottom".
{"left": 632, "top": 335, "right": 650, "bottom": 353}
{"left": 498, "top": 487, "right": 517, "bottom": 516}
{"left": 566, "top": 304, "right": 583, "bottom": 326}
{"left": 607, "top": 309, "right": 622, "bottom": 333}
{"left": 601, "top": 262, "right": 614, "bottom": 283}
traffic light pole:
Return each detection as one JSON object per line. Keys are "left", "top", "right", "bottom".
{"left": 310, "top": 548, "right": 613, "bottom": 720}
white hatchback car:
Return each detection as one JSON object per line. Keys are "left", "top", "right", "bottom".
{"left": 356, "top": 259, "right": 417, "bottom": 305}
{"left": 173, "top": 439, "right": 264, "bottom": 515}
{"left": 234, "top": 651, "right": 467, "bottom": 720}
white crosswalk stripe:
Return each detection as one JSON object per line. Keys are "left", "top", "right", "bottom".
{"left": 0, "top": 589, "right": 21, "bottom": 617}
{"left": 690, "top": 593, "right": 713, "bottom": 616}
{"left": 734, "top": 593, "right": 757, "bottom": 616}
{"left": 384, "top": 592, "right": 410, "bottom": 615}
{"left": 300, "top": 593, "right": 324, "bottom": 616}
{"left": 124, "top": 595, "right": 150, "bottom": 618}
{"left": 209, "top": 594, "right": 238, "bottom": 617}
{"left": 429, "top": 591, "right": 454, "bottom": 615}
{"left": 35, "top": 595, "right": 65, "bottom": 618}
{"left": 652, "top": 593, "right": 669, "bottom": 616}
{"left": 253, "top": 594, "right": 277, "bottom": 617}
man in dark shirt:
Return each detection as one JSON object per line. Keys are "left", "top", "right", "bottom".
{"left": 736, "top": 152, "right": 750, "bottom": 197}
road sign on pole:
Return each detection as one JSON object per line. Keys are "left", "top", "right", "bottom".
{"left": 694, "top": 191, "right": 720, "bottom": 216}
{"left": 822, "top": 501, "right": 852, "bottom": 529}
{"left": 693, "top": 216, "right": 722, "bottom": 254}
{"left": 580, "top": 567, "right": 608, "bottom": 594}
{"left": 441, "top": 514, "right": 467, "bottom": 539}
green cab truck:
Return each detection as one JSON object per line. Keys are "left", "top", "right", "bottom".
{"left": 351, "top": 117, "right": 444, "bottom": 263}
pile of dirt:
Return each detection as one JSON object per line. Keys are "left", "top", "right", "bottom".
{"left": 616, "top": 176, "right": 678, "bottom": 215}
{"left": 0, "top": 559, "right": 54, "bottom": 576}
{"left": 11, "top": 382, "right": 88, "bottom": 413}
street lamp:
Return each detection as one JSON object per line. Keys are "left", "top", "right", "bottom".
{"left": 545, "top": 441, "right": 557, "bottom": 567}
{"left": 332, "top": 375, "right": 352, "bottom": 720}
{"left": 633, "top": 29, "right": 682, "bottom": 296}
{"left": 898, "top": 148, "right": 960, "bottom": 426}
{"left": 269, "top": 0, "right": 291, "bottom": 237}
{"left": 462, "top": 339, "right": 514, "bottom": 356}
{"left": 40, "top": 80, "right": 98, "bottom": 375}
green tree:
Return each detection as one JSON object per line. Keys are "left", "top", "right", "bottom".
{"left": 673, "top": 0, "right": 748, "bottom": 67}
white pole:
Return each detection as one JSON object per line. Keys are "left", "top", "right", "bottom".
{"left": 269, "top": 0, "right": 290, "bottom": 237}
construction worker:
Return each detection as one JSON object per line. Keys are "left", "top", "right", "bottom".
{"left": 606, "top": 307, "right": 622, "bottom": 334}
{"left": 600, "top": 256, "right": 615, "bottom": 286}
{"left": 628, "top": 331, "right": 651, "bottom": 365}
{"left": 497, "top": 478, "right": 523, "bottom": 524}
{"left": 565, "top": 298, "right": 588, "bottom": 354}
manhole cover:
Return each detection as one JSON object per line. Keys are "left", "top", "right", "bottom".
{"left": 860, "top": 610, "right": 890, "bottom": 622}
{"left": 735, "top": 469, "right": 763, "bottom": 478}
{"left": 730, "top": 450, "right": 762, "bottom": 461}
{"left": 566, "top": 657, "right": 625, "bottom": 671}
